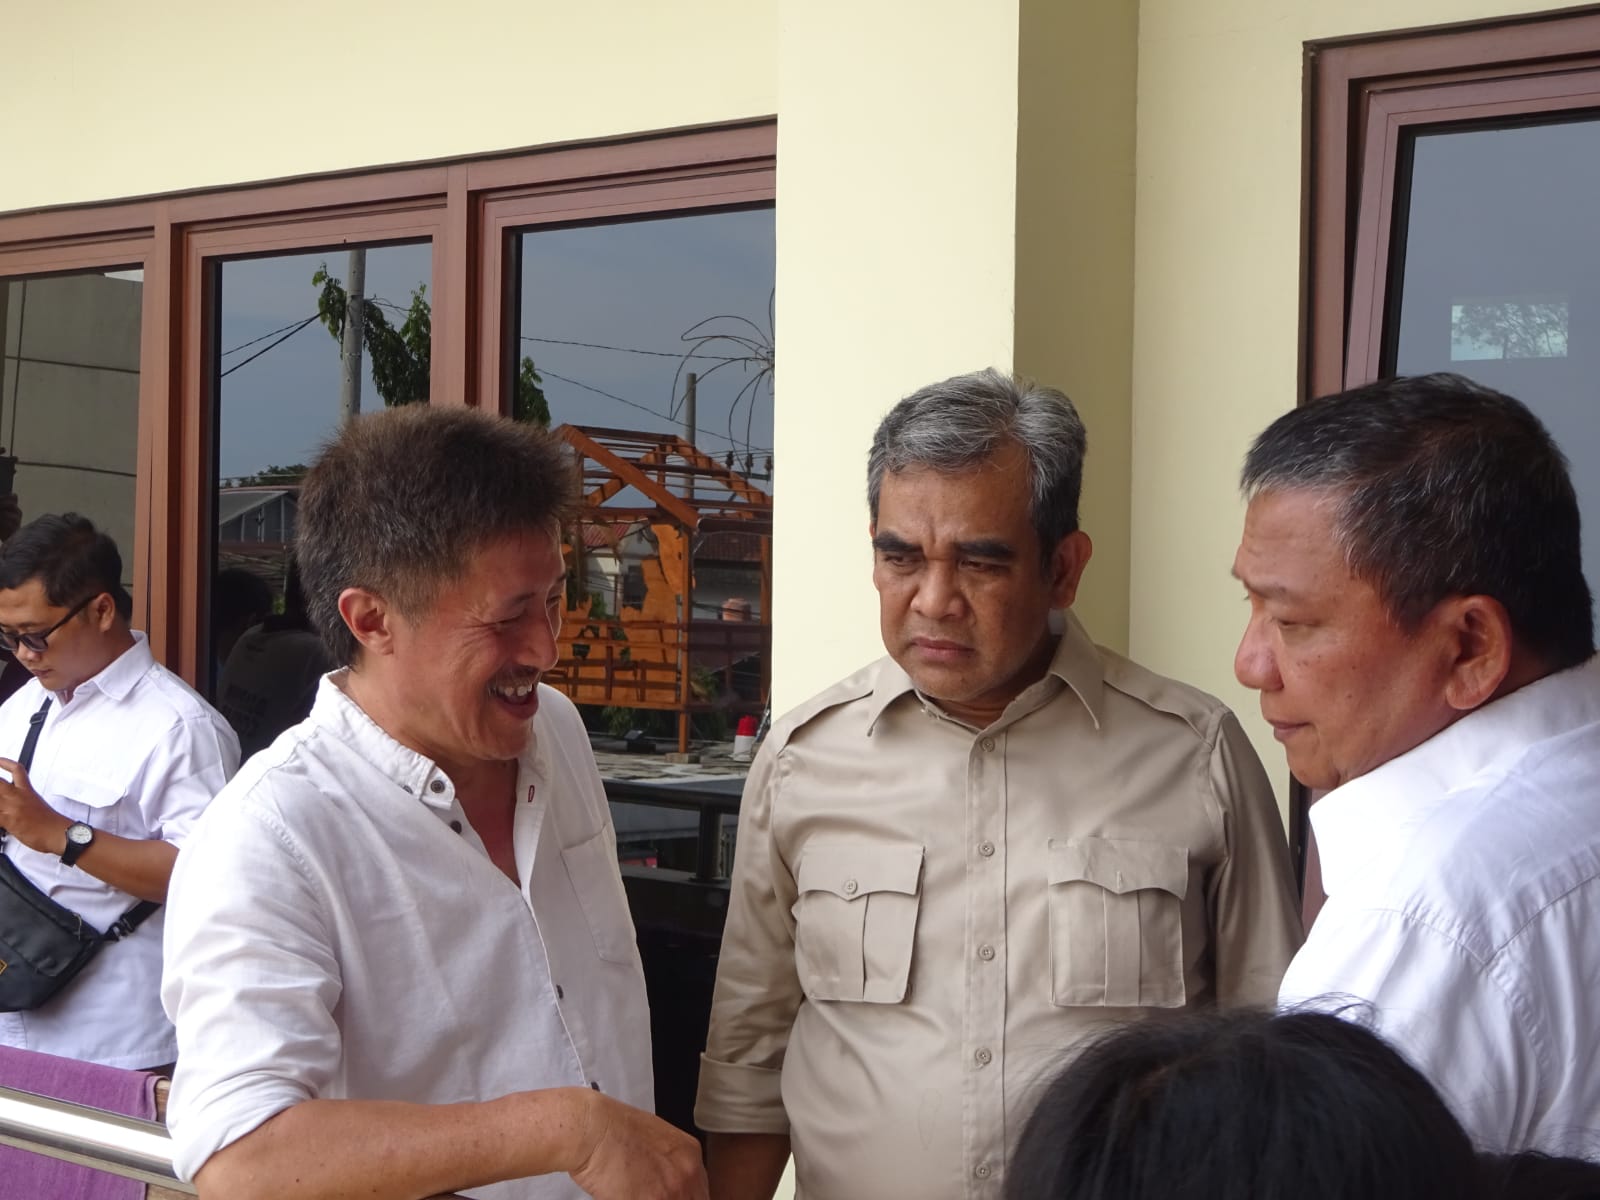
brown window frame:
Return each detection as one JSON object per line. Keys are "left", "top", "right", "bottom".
{"left": 1296, "top": 7, "right": 1600, "bottom": 925}
{"left": 0, "top": 119, "right": 776, "bottom": 684}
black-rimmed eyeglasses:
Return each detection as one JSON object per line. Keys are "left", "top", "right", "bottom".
{"left": 0, "top": 594, "right": 97, "bottom": 654}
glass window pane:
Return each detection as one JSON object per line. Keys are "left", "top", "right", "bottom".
{"left": 0, "top": 269, "right": 142, "bottom": 595}
{"left": 514, "top": 207, "right": 775, "bottom": 751}
{"left": 1389, "top": 114, "right": 1600, "bottom": 616}
{"left": 212, "top": 242, "right": 429, "bottom": 751}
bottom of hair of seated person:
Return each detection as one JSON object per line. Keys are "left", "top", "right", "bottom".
{"left": 1480, "top": 1151, "right": 1600, "bottom": 1200}
{"left": 1007, "top": 1005, "right": 1482, "bottom": 1200}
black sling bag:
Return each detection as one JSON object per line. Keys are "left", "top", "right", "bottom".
{"left": 0, "top": 696, "right": 158, "bottom": 1012}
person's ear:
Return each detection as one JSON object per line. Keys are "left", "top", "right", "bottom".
{"left": 89, "top": 592, "right": 118, "bottom": 632}
{"left": 1046, "top": 531, "right": 1094, "bottom": 608}
{"left": 1437, "top": 594, "right": 1514, "bottom": 712}
{"left": 338, "top": 587, "right": 399, "bottom": 658}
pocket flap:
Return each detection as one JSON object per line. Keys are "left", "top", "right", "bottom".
{"left": 1048, "top": 836, "right": 1188, "bottom": 898}
{"left": 43, "top": 775, "right": 124, "bottom": 812}
{"left": 796, "top": 842, "right": 923, "bottom": 901}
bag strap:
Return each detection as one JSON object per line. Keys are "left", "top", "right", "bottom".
{"left": 105, "top": 900, "right": 159, "bottom": 942}
{"left": 0, "top": 696, "right": 53, "bottom": 852}
{"left": 2, "top": 694, "right": 159, "bottom": 942}
{"left": 18, "top": 695, "right": 52, "bottom": 773}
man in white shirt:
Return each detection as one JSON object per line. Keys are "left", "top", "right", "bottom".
{"left": 0, "top": 513, "right": 239, "bottom": 1069}
{"left": 1232, "top": 372, "right": 1600, "bottom": 1157}
{"left": 162, "top": 405, "right": 705, "bottom": 1200}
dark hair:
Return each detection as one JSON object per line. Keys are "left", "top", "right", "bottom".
{"left": 867, "top": 368, "right": 1087, "bottom": 559}
{"left": 296, "top": 405, "right": 579, "bottom": 665}
{"left": 1007, "top": 1009, "right": 1482, "bottom": 1200}
{"left": 212, "top": 567, "right": 273, "bottom": 630}
{"left": 0, "top": 513, "right": 132, "bottom": 621}
{"left": 1242, "top": 373, "right": 1594, "bottom": 670}
{"left": 1480, "top": 1152, "right": 1600, "bottom": 1199}
{"left": 261, "top": 561, "right": 313, "bottom": 634}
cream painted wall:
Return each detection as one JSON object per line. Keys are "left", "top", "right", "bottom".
{"left": 1015, "top": 0, "right": 1138, "bottom": 654}
{"left": 770, "top": 0, "right": 1023, "bottom": 711}
{"left": 1130, "top": 0, "right": 1568, "bottom": 798}
{"left": 1, "top": 0, "right": 775, "bottom": 212}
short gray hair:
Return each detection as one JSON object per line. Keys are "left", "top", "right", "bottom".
{"left": 867, "top": 368, "right": 1087, "bottom": 556}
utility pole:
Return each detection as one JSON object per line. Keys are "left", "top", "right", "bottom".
{"left": 682, "top": 371, "right": 697, "bottom": 500}
{"left": 338, "top": 248, "right": 367, "bottom": 424}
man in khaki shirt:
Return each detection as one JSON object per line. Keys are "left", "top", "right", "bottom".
{"left": 695, "top": 369, "right": 1301, "bottom": 1200}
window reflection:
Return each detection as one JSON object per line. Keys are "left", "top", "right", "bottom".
{"left": 0, "top": 271, "right": 141, "bottom": 594}
{"left": 1390, "top": 115, "right": 1600, "bottom": 618}
{"left": 211, "top": 243, "right": 430, "bottom": 749}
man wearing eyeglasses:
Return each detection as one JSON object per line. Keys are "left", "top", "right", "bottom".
{"left": 0, "top": 513, "right": 238, "bottom": 1069}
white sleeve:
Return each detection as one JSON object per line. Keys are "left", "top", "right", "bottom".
{"left": 160, "top": 795, "right": 342, "bottom": 1181}
{"left": 134, "top": 714, "right": 240, "bottom": 848}
{"left": 1280, "top": 906, "right": 1543, "bottom": 1152}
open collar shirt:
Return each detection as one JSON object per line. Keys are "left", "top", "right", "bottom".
{"left": 695, "top": 614, "right": 1301, "bottom": 1200}
{"left": 0, "top": 633, "right": 238, "bottom": 1068}
{"left": 1281, "top": 656, "right": 1600, "bottom": 1158}
{"left": 162, "top": 673, "right": 651, "bottom": 1199}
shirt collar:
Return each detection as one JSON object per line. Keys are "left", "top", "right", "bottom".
{"left": 64, "top": 631, "right": 154, "bottom": 704}
{"left": 1312, "top": 655, "right": 1600, "bottom": 896}
{"left": 308, "top": 670, "right": 540, "bottom": 808}
{"left": 862, "top": 609, "right": 1106, "bottom": 734}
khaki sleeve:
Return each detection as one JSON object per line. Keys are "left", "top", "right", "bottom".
{"left": 1204, "top": 711, "right": 1304, "bottom": 1007}
{"left": 694, "top": 735, "right": 803, "bottom": 1134}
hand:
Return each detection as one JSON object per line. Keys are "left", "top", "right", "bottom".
{"left": 0, "top": 494, "right": 20, "bottom": 543}
{"left": 567, "top": 1091, "right": 709, "bottom": 1200}
{"left": 0, "top": 757, "right": 68, "bottom": 853}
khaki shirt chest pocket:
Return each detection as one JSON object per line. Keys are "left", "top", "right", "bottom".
{"left": 792, "top": 842, "right": 923, "bottom": 1004}
{"left": 1047, "top": 836, "right": 1188, "bottom": 1009}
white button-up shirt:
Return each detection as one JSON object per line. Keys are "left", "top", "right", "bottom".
{"left": 0, "top": 633, "right": 239, "bottom": 1068}
{"left": 1281, "top": 657, "right": 1600, "bottom": 1157}
{"left": 162, "top": 673, "right": 652, "bottom": 1199}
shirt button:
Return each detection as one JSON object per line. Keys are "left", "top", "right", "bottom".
{"left": 978, "top": 944, "right": 995, "bottom": 961}
{"left": 978, "top": 841, "right": 995, "bottom": 857}
{"left": 400, "top": 784, "right": 414, "bottom": 794}
{"left": 842, "top": 878, "right": 859, "bottom": 896}
{"left": 589, "top": 1080, "right": 601, "bottom": 1091}
{"left": 980, "top": 736, "right": 996, "bottom": 752}
{"left": 556, "top": 984, "right": 564, "bottom": 1000}
{"left": 449, "top": 820, "right": 463, "bottom": 834}
{"left": 974, "top": 1047, "right": 993, "bottom": 1066}
{"left": 974, "top": 1163, "right": 992, "bottom": 1180}
{"left": 429, "top": 779, "right": 447, "bottom": 794}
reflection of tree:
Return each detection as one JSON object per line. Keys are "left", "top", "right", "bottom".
{"left": 232, "top": 463, "right": 309, "bottom": 487}
{"left": 312, "top": 265, "right": 549, "bottom": 421}
{"left": 1453, "top": 300, "right": 1568, "bottom": 359}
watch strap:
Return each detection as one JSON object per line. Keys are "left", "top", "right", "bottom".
{"left": 60, "top": 823, "right": 93, "bottom": 867}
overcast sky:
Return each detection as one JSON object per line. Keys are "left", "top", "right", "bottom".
{"left": 216, "top": 206, "right": 775, "bottom": 483}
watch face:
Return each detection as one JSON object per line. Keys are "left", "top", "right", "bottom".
{"left": 66, "top": 823, "right": 93, "bottom": 845}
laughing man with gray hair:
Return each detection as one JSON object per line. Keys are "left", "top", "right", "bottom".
{"left": 696, "top": 368, "right": 1301, "bottom": 1200}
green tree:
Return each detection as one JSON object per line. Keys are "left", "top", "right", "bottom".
{"left": 232, "top": 463, "right": 309, "bottom": 486}
{"left": 312, "top": 264, "right": 549, "bottom": 422}
{"left": 516, "top": 356, "right": 550, "bottom": 425}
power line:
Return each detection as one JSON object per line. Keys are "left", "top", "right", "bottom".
{"left": 220, "top": 315, "right": 319, "bottom": 378}
{"left": 538, "top": 367, "right": 770, "bottom": 453}
{"left": 221, "top": 314, "right": 320, "bottom": 357}
{"left": 521, "top": 333, "right": 745, "bottom": 362}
